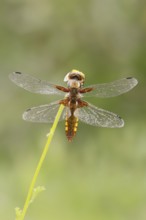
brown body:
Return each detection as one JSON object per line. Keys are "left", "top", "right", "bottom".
{"left": 57, "top": 78, "right": 89, "bottom": 141}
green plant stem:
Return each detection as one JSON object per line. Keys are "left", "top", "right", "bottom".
{"left": 17, "top": 104, "right": 64, "bottom": 220}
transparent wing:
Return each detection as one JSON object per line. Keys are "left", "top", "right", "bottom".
{"left": 75, "top": 103, "right": 124, "bottom": 128}
{"left": 23, "top": 101, "right": 68, "bottom": 123}
{"left": 9, "top": 72, "right": 65, "bottom": 96}
{"left": 83, "top": 77, "right": 138, "bottom": 98}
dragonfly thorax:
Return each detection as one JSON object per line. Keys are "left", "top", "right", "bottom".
{"left": 67, "top": 80, "right": 81, "bottom": 89}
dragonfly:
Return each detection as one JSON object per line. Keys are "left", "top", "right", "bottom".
{"left": 9, "top": 70, "right": 138, "bottom": 141}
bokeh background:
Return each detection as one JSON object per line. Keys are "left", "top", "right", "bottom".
{"left": 0, "top": 0, "right": 145, "bottom": 219}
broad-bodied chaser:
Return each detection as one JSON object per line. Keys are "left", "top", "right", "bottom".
{"left": 9, "top": 70, "right": 138, "bottom": 141}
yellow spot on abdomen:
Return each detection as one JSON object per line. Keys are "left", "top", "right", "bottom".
{"left": 65, "top": 115, "right": 78, "bottom": 141}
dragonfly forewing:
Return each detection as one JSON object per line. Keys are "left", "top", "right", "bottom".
{"left": 83, "top": 77, "right": 138, "bottom": 98}
{"left": 9, "top": 72, "right": 65, "bottom": 96}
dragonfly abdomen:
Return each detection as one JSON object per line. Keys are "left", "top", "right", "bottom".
{"left": 65, "top": 115, "right": 78, "bottom": 142}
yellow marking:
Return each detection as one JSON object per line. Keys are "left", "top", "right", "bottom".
{"left": 75, "top": 122, "right": 78, "bottom": 127}
{"left": 65, "top": 116, "right": 79, "bottom": 141}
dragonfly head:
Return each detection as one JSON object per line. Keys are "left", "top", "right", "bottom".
{"left": 64, "top": 70, "right": 85, "bottom": 88}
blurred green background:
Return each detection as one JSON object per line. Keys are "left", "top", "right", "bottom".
{"left": 0, "top": 0, "right": 145, "bottom": 219}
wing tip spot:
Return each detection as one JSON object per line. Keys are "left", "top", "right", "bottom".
{"left": 15, "top": 71, "right": 22, "bottom": 74}
{"left": 126, "top": 77, "right": 138, "bottom": 86}
{"left": 26, "top": 108, "right": 31, "bottom": 112}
